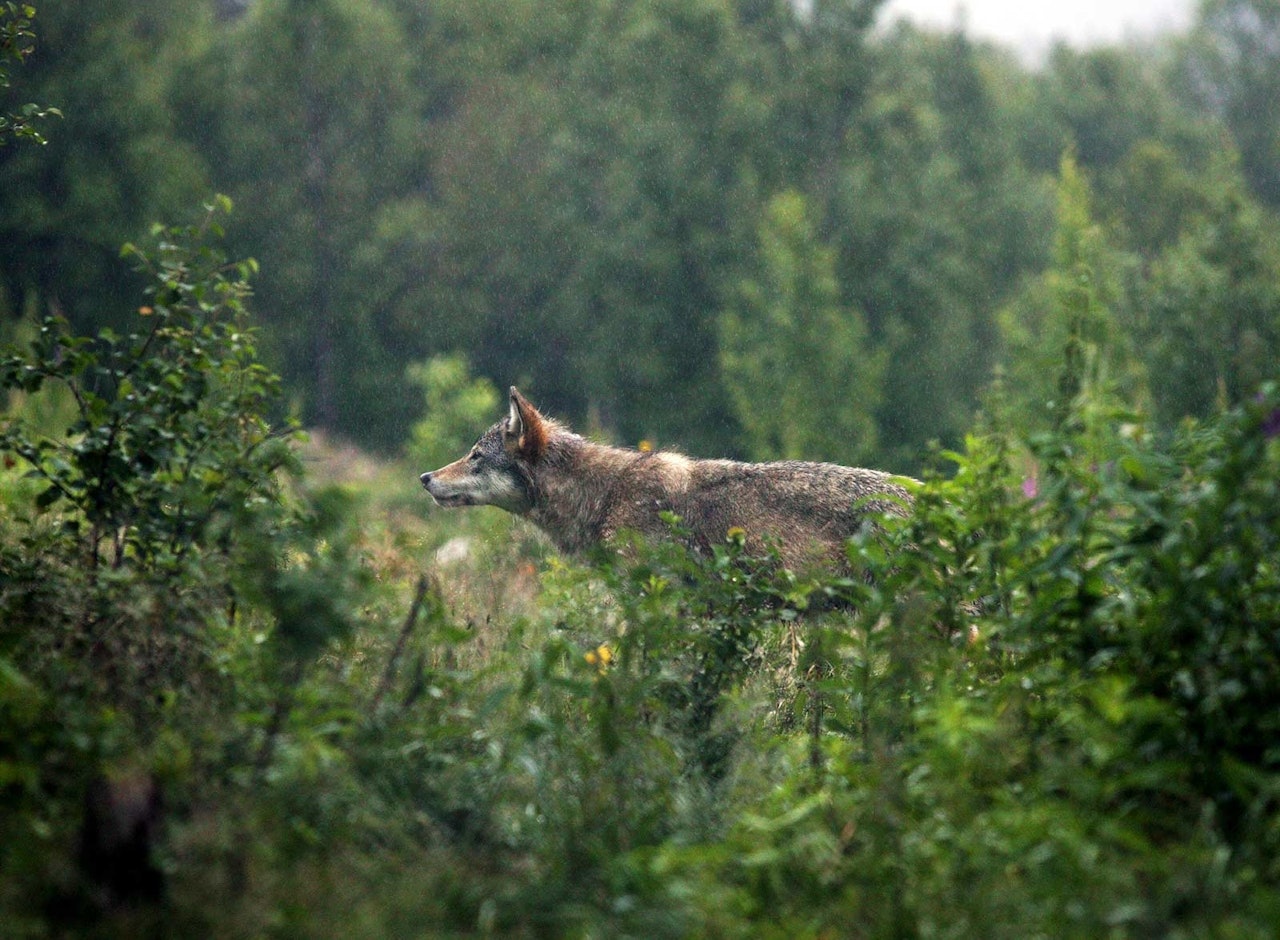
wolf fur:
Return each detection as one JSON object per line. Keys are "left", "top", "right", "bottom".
{"left": 420, "top": 387, "right": 913, "bottom": 572}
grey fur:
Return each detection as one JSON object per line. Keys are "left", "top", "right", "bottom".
{"left": 421, "top": 387, "right": 913, "bottom": 572}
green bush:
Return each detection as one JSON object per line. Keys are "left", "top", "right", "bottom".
{"left": 0, "top": 200, "right": 378, "bottom": 933}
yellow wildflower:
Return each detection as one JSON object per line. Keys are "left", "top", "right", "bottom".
{"left": 584, "top": 643, "right": 614, "bottom": 672}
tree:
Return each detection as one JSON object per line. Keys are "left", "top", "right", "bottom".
{"left": 547, "top": 0, "right": 771, "bottom": 451}
{"left": 1174, "top": 0, "right": 1280, "bottom": 209}
{"left": 1015, "top": 42, "right": 1223, "bottom": 238}
{"left": 417, "top": 0, "right": 782, "bottom": 454}
{"left": 761, "top": 0, "right": 886, "bottom": 191}
{"left": 997, "top": 155, "right": 1144, "bottom": 436}
{"left": 405, "top": 354, "right": 500, "bottom": 472}
{"left": 213, "top": 0, "right": 424, "bottom": 447}
{"left": 0, "top": 0, "right": 210, "bottom": 332}
{"left": 411, "top": 71, "right": 581, "bottom": 419}
{"left": 1, "top": 198, "right": 287, "bottom": 571}
{"left": 1140, "top": 168, "right": 1280, "bottom": 423}
{"left": 830, "top": 25, "right": 1053, "bottom": 467}
{"left": 719, "top": 190, "right": 881, "bottom": 463}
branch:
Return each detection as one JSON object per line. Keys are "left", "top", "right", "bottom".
{"left": 371, "top": 574, "right": 436, "bottom": 713}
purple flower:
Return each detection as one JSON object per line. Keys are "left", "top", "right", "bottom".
{"left": 1262, "top": 407, "right": 1280, "bottom": 440}
{"left": 1021, "top": 476, "right": 1039, "bottom": 499}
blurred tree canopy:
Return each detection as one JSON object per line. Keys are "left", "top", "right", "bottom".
{"left": 1174, "top": 0, "right": 1280, "bottom": 210}
{"left": 719, "top": 189, "right": 882, "bottom": 463}
{"left": 1, "top": 0, "right": 1278, "bottom": 466}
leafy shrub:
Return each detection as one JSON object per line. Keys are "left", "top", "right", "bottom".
{"left": 3, "top": 198, "right": 289, "bottom": 567}
{"left": 0, "top": 200, "right": 377, "bottom": 932}
{"left": 0, "top": 198, "right": 296, "bottom": 704}
{"left": 405, "top": 354, "right": 500, "bottom": 472}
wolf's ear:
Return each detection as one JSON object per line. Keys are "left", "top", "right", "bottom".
{"left": 505, "top": 388, "right": 524, "bottom": 442}
{"left": 506, "top": 386, "right": 548, "bottom": 461}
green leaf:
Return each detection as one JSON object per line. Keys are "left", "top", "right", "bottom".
{"left": 33, "top": 485, "right": 61, "bottom": 510}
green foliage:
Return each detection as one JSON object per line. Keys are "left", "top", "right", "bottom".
{"left": 0, "top": 205, "right": 376, "bottom": 931}
{"left": 7, "top": 0, "right": 1276, "bottom": 469}
{"left": 0, "top": 0, "right": 212, "bottom": 336}
{"left": 2, "top": 196, "right": 287, "bottom": 569}
{"left": 1140, "top": 170, "right": 1280, "bottom": 422}
{"left": 654, "top": 384, "right": 1280, "bottom": 938}
{"left": 1175, "top": 0, "right": 1280, "bottom": 209}
{"left": 5, "top": 3, "right": 1280, "bottom": 934}
{"left": 1023, "top": 44, "right": 1217, "bottom": 181}
{"left": 999, "top": 154, "right": 1144, "bottom": 436}
{"left": 831, "top": 24, "right": 1053, "bottom": 466}
{"left": 433, "top": 362, "right": 1277, "bottom": 938}
{"left": 4, "top": 234, "right": 1280, "bottom": 933}
{"left": 417, "top": 0, "right": 779, "bottom": 454}
{"left": 0, "top": 2, "right": 59, "bottom": 145}
{"left": 212, "top": 0, "right": 425, "bottom": 445}
{"left": 1002, "top": 149, "right": 1280, "bottom": 438}
{"left": 720, "top": 190, "right": 882, "bottom": 463}
{"left": 404, "top": 354, "right": 500, "bottom": 472}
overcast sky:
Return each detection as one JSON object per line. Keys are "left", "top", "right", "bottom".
{"left": 882, "top": 0, "right": 1196, "bottom": 55}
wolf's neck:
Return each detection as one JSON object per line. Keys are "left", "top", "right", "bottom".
{"left": 525, "top": 436, "right": 639, "bottom": 555}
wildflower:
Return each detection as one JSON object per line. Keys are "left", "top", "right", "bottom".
{"left": 584, "top": 644, "right": 614, "bottom": 672}
{"left": 638, "top": 439, "right": 653, "bottom": 453}
{"left": 1021, "top": 476, "right": 1038, "bottom": 499}
{"left": 726, "top": 526, "right": 746, "bottom": 542}
{"left": 1263, "top": 407, "right": 1280, "bottom": 440}
{"left": 138, "top": 306, "right": 154, "bottom": 316}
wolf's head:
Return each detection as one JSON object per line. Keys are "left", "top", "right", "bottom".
{"left": 419, "top": 386, "right": 550, "bottom": 513}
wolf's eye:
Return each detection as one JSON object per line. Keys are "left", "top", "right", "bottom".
{"left": 468, "top": 450, "right": 481, "bottom": 462}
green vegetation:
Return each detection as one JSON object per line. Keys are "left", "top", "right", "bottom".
{"left": 2, "top": 209, "right": 1277, "bottom": 935}
{"left": 4, "top": 0, "right": 1278, "bottom": 464}
{"left": 2, "top": 2, "right": 1279, "bottom": 937}
{"left": 405, "top": 354, "right": 502, "bottom": 474}
{"left": 720, "top": 190, "right": 883, "bottom": 463}
{"left": 0, "top": 2, "right": 58, "bottom": 145}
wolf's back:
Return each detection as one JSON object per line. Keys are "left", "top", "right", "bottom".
{"left": 602, "top": 456, "right": 911, "bottom": 571}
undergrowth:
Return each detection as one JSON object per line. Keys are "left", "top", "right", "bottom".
{"left": 1, "top": 205, "right": 1278, "bottom": 938}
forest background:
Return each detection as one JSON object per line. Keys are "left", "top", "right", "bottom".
{"left": 5, "top": 0, "right": 1279, "bottom": 468}
{"left": 2, "top": 1, "right": 1280, "bottom": 937}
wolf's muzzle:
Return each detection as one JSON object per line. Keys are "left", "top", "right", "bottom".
{"left": 420, "top": 472, "right": 473, "bottom": 507}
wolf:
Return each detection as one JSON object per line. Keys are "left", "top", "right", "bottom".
{"left": 420, "top": 388, "right": 913, "bottom": 572}
{"left": 419, "top": 389, "right": 911, "bottom": 573}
